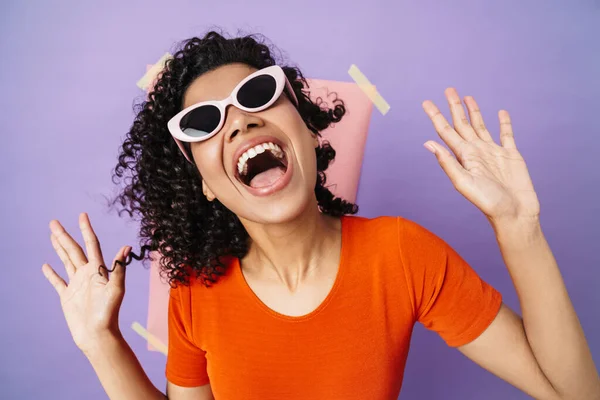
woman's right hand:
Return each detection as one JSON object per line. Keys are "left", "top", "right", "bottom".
{"left": 42, "top": 212, "right": 132, "bottom": 357}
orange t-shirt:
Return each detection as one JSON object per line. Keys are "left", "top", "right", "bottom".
{"left": 165, "top": 215, "right": 502, "bottom": 399}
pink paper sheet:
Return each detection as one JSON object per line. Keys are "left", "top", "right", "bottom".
{"left": 145, "top": 77, "right": 373, "bottom": 351}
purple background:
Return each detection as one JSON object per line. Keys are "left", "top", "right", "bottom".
{"left": 2, "top": 1, "right": 599, "bottom": 399}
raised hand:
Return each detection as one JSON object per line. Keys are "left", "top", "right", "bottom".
{"left": 421, "top": 88, "right": 540, "bottom": 224}
{"left": 42, "top": 212, "right": 131, "bottom": 356}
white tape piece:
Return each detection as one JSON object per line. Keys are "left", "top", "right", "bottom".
{"left": 131, "top": 321, "right": 168, "bottom": 356}
{"left": 348, "top": 64, "right": 390, "bottom": 115}
{"left": 136, "top": 52, "right": 173, "bottom": 91}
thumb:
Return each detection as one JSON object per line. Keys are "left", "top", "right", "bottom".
{"left": 108, "top": 246, "right": 131, "bottom": 290}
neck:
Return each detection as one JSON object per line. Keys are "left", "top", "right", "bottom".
{"left": 240, "top": 204, "right": 342, "bottom": 291}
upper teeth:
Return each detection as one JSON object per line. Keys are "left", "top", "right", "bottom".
{"left": 237, "top": 142, "right": 284, "bottom": 176}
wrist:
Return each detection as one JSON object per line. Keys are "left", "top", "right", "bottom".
{"left": 491, "top": 216, "right": 543, "bottom": 248}
{"left": 81, "top": 328, "right": 125, "bottom": 360}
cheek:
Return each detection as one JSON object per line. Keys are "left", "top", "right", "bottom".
{"left": 279, "top": 114, "right": 319, "bottom": 180}
{"left": 191, "top": 141, "right": 225, "bottom": 182}
{"left": 301, "top": 144, "right": 318, "bottom": 183}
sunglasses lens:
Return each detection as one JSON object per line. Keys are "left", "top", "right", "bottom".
{"left": 237, "top": 74, "right": 277, "bottom": 109}
{"left": 180, "top": 105, "right": 221, "bottom": 138}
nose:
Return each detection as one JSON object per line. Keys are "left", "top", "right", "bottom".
{"left": 224, "top": 106, "right": 265, "bottom": 142}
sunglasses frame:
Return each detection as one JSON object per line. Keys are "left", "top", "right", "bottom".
{"left": 167, "top": 65, "right": 299, "bottom": 163}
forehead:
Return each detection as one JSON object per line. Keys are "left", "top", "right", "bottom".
{"left": 182, "top": 63, "right": 258, "bottom": 108}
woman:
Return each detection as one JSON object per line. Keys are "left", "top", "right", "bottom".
{"left": 42, "top": 31, "right": 599, "bottom": 399}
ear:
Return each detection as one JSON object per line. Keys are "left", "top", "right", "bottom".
{"left": 313, "top": 133, "right": 320, "bottom": 148}
{"left": 202, "top": 180, "right": 216, "bottom": 202}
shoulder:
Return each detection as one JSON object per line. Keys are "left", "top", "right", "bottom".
{"left": 169, "top": 256, "right": 239, "bottom": 305}
{"left": 341, "top": 215, "right": 397, "bottom": 247}
{"left": 343, "top": 214, "right": 436, "bottom": 240}
{"left": 343, "top": 214, "right": 448, "bottom": 257}
{"left": 342, "top": 214, "right": 398, "bottom": 232}
{"left": 396, "top": 216, "right": 445, "bottom": 246}
{"left": 341, "top": 215, "right": 407, "bottom": 254}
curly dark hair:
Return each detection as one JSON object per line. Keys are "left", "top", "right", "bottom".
{"left": 105, "top": 30, "right": 358, "bottom": 288}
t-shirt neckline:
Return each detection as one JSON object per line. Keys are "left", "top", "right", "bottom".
{"left": 233, "top": 215, "right": 350, "bottom": 322}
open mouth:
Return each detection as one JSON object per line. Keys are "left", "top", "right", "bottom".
{"left": 236, "top": 142, "right": 289, "bottom": 188}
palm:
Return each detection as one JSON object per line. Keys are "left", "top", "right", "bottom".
{"left": 422, "top": 88, "right": 540, "bottom": 222}
{"left": 456, "top": 141, "right": 539, "bottom": 220}
{"left": 59, "top": 263, "right": 123, "bottom": 348}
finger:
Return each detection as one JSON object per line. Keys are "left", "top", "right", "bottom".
{"left": 424, "top": 141, "right": 470, "bottom": 189}
{"left": 463, "top": 96, "right": 494, "bottom": 143}
{"left": 108, "top": 246, "right": 131, "bottom": 291}
{"left": 49, "top": 220, "right": 88, "bottom": 267}
{"left": 444, "top": 88, "right": 477, "bottom": 141}
{"left": 42, "top": 264, "right": 67, "bottom": 297}
{"left": 422, "top": 100, "right": 465, "bottom": 156}
{"left": 79, "top": 213, "right": 104, "bottom": 264}
{"left": 498, "top": 110, "right": 517, "bottom": 149}
{"left": 50, "top": 233, "right": 76, "bottom": 280}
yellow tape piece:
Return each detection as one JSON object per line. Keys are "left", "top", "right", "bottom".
{"left": 347, "top": 64, "right": 390, "bottom": 115}
{"left": 136, "top": 52, "right": 173, "bottom": 91}
{"left": 131, "top": 321, "right": 168, "bottom": 356}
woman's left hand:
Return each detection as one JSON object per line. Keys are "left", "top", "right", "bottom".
{"left": 421, "top": 88, "right": 540, "bottom": 223}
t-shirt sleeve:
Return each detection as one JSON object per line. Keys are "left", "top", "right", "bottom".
{"left": 165, "top": 283, "right": 210, "bottom": 387}
{"left": 397, "top": 217, "right": 503, "bottom": 347}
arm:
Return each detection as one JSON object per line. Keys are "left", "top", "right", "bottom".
{"left": 43, "top": 215, "right": 165, "bottom": 400}
{"left": 85, "top": 331, "right": 166, "bottom": 400}
{"left": 166, "top": 382, "right": 215, "bottom": 400}
{"left": 85, "top": 330, "right": 216, "bottom": 400}
{"left": 459, "top": 220, "right": 600, "bottom": 399}
{"left": 421, "top": 88, "right": 599, "bottom": 398}
{"left": 42, "top": 214, "right": 213, "bottom": 400}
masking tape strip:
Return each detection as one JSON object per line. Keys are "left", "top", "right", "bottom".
{"left": 131, "top": 321, "right": 168, "bottom": 356}
{"left": 136, "top": 52, "right": 173, "bottom": 91}
{"left": 347, "top": 64, "right": 390, "bottom": 115}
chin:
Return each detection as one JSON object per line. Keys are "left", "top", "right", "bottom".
{"left": 233, "top": 184, "right": 317, "bottom": 226}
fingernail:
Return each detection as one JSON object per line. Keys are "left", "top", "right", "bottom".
{"left": 124, "top": 246, "right": 132, "bottom": 258}
{"left": 424, "top": 143, "right": 436, "bottom": 154}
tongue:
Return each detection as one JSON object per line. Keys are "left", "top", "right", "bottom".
{"left": 249, "top": 166, "right": 286, "bottom": 188}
